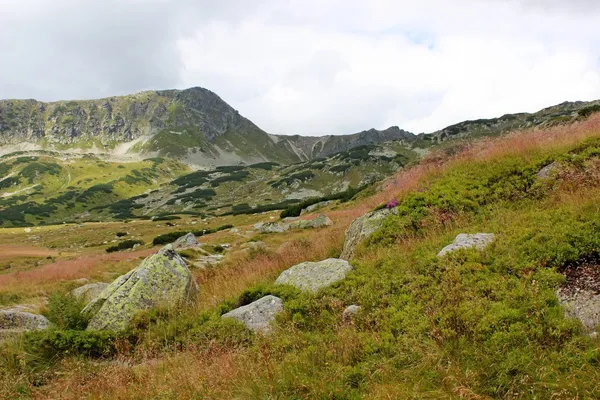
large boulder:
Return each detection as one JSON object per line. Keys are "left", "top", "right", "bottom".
{"left": 71, "top": 282, "right": 110, "bottom": 304}
{"left": 221, "top": 295, "right": 283, "bottom": 333}
{"left": 437, "top": 233, "right": 495, "bottom": 257}
{"left": 275, "top": 258, "right": 353, "bottom": 293}
{"left": 83, "top": 245, "right": 199, "bottom": 331}
{"left": 340, "top": 208, "right": 397, "bottom": 260}
{"left": 172, "top": 232, "right": 198, "bottom": 249}
{"left": 0, "top": 309, "right": 50, "bottom": 335}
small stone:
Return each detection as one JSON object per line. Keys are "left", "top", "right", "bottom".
{"left": 537, "top": 162, "right": 559, "bottom": 179}
{"left": 342, "top": 305, "right": 361, "bottom": 319}
{"left": 222, "top": 295, "right": 283, "bottom": 333}
{"left": 437, "top": 233, "right": 495, "bottom": 257}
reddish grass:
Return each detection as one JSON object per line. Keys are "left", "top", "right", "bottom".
{"left": 0, "top": 248, "right": 156, "bottom": 290}
{"left": 0, "top": 246, "right": 59, "bottom": 259}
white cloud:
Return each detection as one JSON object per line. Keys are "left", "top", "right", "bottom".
{"left": 1, "top": 0, "right": 600, "bottom": 135}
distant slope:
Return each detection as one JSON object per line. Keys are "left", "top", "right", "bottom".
{"left": 424, "top": 101, "right": 600, "bottom": 143}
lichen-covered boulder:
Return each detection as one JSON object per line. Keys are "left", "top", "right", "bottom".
{"left": 221, "top": 295, "right": 283, "bottom": 333}
{"left": 437, "top": 233, "right": 495, "bottom": 257}
{"left": 0, "top": 309, "right": 50, "bottom": 333}
{"left": 172, "top": 232, "right": 198, "bottom": 249}
{"left": 340, "top": 208, "right": 397, "bottom": 260}
{"left": 275, "top": 258, "right": 353, "bottom": 293}
{"left": 71, "top": 282, "right": 110, "bottom": 304}
{"left": 83, "top": 245, "right": 199, "bottom": 331}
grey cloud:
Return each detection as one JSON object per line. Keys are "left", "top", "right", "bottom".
{"left": 0, "top": 0, "right": 267, "bottom": 101}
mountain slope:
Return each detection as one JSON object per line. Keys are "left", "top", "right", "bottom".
{"left": 0, "top": 88, "right": 415, "bottom": 167}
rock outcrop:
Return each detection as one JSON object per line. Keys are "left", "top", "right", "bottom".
{"left": 341, "top": 208, "right": 397, "bottom": 260}
{"left": 221, "top": 295, "right": 283, "bottom": 333}
{"left": 83, "top": 245, "right": 199, "bottom": 331}
{"left": 255, "top": 214, "right": 334, "bottom": 234}
{"left": 275, "top": 258, "right": 353, "bottom": 293}
{"left": 254, "top": 221, "right": 289, "bottom": 234}
{"left": 71, "top": 282, "right": 110, "bottom": 304}
{"left": 437, "top": 233, "right": 495, "bottom": 257}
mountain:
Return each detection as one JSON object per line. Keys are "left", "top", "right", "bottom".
{"left": 425, "top": 100, "right": 600, "bottom": 143}
{"left": 0, "top": 87, "right": 413, "bottom": 167}
{"left": 1, "top": 86, "right": 600, "bottom": 168}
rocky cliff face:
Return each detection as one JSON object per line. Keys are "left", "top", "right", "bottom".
{"left": 0, "top": 87, "right": 251, "bottom": 146}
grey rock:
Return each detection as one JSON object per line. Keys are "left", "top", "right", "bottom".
{"left": 289, "top": 214, "right": 334, "bottom": 230}
{"left": 254, "top": 222, "right": 290, "bottom": 234}
{"left": 222, "top": 295, "right": 283, "bottom": 333}
{"left": 537, "top": 162, "right": 559, "bottom": 179}
{"left": 191, "top": 254, "right": 224, "bottom": 269}
{"left": 557, "top": 288, "right": 600, "bottom": 332}
{"left": 437, "top": 233, "right": 495, "bottom": 257}
{"left": 241, "top": 241, "right": 268, "bottom": 252}
{"left": 301, "top": 201, "right": 333, "bottom": 215}
{"left": 71, "top": 282, "right": 110, "bottom": 304}
{"left": 340, "top": 208, "right": 397, "bottom": 260}
{"left": 0, "top": 309, "right": 50, "bottom": 332}
{"left": 172, "top": 232, "right": 198, "bottom": 249}
{"left": 342, "top": 305, "right": 361, "bottom": 319}
{"left": 83, "top": 245, "right": 199, "bottom": 331}
{"left": 275, "top": 258, "right": 353, "bottom": 293}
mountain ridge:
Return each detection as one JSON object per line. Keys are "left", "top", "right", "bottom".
{"left": 1, "top": 86, "right": 599, "bottom": 167}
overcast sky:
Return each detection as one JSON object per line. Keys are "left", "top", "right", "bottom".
{"left": 2, "top": 0, "right": 600, "bottom": 135}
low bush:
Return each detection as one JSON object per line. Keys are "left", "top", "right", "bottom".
{"left": 106, "top": 239, "right": 144, "bottom": 253}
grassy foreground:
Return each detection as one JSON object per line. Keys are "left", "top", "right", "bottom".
{"left": 3, "top": 117, "right": 600, "bottom": 398}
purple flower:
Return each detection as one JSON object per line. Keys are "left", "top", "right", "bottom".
{"left": 385, "top": 199, "right": 398, "bottom": 208}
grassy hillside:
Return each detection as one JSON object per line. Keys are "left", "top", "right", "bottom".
{"left": 0, "top": 144, "right": 419, "bottom": 227}
{"left": 2, "top": 116, "right": 600, "bottom": 398}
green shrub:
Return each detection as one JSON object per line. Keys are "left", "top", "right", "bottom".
{"left": 43, "top": 292, "right": 89, "bottom": 330}
{"left": 22, "top": 329, "right": 123, "bottom": 359}
{"left": 106, "top": 239, "right": 144, "bottom": 253}
{"left": 280, "top": 184, "right": 368, "bottom": 218}
{"left": 579, "top": 104, "right": 600, "bottom": 118}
